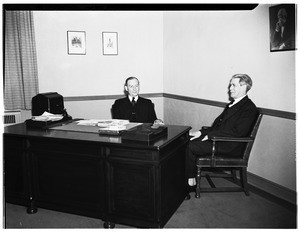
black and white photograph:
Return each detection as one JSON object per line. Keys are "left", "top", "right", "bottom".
{"left": 269, "top": 4, "right": 296, "bottom": 52}
{"left": 2, "top": 3, "right": 297, "bottom": 229}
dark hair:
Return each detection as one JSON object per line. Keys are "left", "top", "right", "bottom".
{"left": 232, "top": 74, "right": 253, "bottom": 92}
{"left": 125, "top": 77, "right": 139, "bottom": 86}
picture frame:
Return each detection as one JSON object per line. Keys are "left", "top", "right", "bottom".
{"left": 102, "top": 32, "right": 118, "bottom": 55}
{"left": 67, "top": 31, "right": 86, "bottom": 55}
{"left": 269, "top": 4, "right": 296, "bottom": 52}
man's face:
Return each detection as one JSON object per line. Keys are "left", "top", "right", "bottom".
{"left": 229, "top": 78, "right": 247, "bottom": 99}
{"left": 125, "top": 78, "right": 139, "bottom": 97}
{"left": 277, "top": 9, "right": 287, "bottom": 25}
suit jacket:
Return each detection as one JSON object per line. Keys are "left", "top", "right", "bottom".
{"left": 201, "top": 95, "right": 259, "bottom": 156}
{"left": 112, "top": 96, "right": 157, "bottom": 123}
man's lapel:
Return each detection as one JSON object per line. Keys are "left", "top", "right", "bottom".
{"left": 222, "top": 96, "right": 249, "bottom": 121}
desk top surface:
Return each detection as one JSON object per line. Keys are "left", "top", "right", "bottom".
{"left": 4, "top": 123, "right": 191, "bottom": 150}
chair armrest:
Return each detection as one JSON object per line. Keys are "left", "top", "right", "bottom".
{"left": 201, "top": 126, "right": 211, "bottom": 130}
{"left": 208, "top": 136, "right": 254, "bottom": 167}
{"left": 211, "top": 136, "right": 254, "bottom": 143}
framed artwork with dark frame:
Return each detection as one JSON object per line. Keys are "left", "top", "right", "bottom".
{"left": 67, "top": 31, "right": 86, "bottom": 55}
{"left": 269, "top": 4, "right": 296, "bottom": 52}
{"left": 102, "top": 32, "right": 118, "bottom": 55}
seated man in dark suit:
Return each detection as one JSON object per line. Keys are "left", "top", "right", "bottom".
{"left": 186, "top": 74, "right": 259, "bottom": 186}
{"left": 112, "top": 77, "right": 160, "bottom": 123}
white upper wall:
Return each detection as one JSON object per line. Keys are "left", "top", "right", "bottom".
{"left": 163, "top": 4, "right": 295, "bottom": 113}
{"left": 34, "top": 11, "right": 164, "bottom": 97}
{"left": 34, "top": 5, "right": 296, "bottom": 113}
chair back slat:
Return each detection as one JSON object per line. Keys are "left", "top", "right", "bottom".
{"left": 243, "top": 113, "right": 263, "bottom": 161}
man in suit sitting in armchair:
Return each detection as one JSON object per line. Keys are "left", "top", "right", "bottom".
{"left": 112, "top": 76, "right": 161, "bottom": 124}
{"left": 186, "top": 74, "right": 259, "bottom": 187}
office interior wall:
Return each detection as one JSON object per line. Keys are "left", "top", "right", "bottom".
{"left": 33, "top": 11, "right": 164, "bottom": 119}
{"left": 64, "top": 97, "right": 163, "bottom": 120}
{"left": 163, "top": 5, "right": 295, "bottom": 112}
{"left": 32, "top": 6, "right": 296, "bottom": 191}
{"left": 163, "top": 5, "right": 296, "bottom": 191}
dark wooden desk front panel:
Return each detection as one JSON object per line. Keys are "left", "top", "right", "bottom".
{"left": 30, "top": 138, "right": 106, "bottom": 218}
{"left": 4, "top": 136, "right": 30, "bottom": 206}
{"left": 4, "top": 123, "right": 191, "bottom": 228}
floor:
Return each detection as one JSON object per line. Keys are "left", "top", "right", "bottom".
{"left": 4, "top": 178, "right": 297, "bottom": 228}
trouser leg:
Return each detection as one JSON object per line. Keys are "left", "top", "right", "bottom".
{"left": 186, "top": 139, "right": 213, "bottom": 179}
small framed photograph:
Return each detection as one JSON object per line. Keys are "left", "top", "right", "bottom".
{"left": 269, "top": 4, "right": 296, "bottom": 52}
{"left": 102, "top": 32, "right": 118, "bottom": 55}
{"left": 67, "top": 31, "right": 86, "bottom": 55}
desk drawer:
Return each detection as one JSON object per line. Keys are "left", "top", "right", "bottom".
{"left": 107, "top": 147, "right": 158, "bottom": 162}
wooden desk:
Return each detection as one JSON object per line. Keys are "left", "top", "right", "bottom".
{"left": 4, "top": 123, "right": 191, "bottom": 228}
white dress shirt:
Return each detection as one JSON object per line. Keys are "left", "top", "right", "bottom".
{"left": 229, "top": 95, "right": 247, "bottom": 108}
{"left": 128, "top": 95, "right": 139, "bottom": 102}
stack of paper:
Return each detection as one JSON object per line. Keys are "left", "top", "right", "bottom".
{"left": 32, "top": 112, "right": 63, "bottom": 122}
{"left": 77, "top": 119, "right": 101, "bottom": 126}
{"left": 76, "top": 119, "right": 129, "bottom": 131}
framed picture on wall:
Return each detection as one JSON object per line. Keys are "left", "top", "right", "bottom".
{"left": 102, "top": 32, "right": 118, "bottom": 55}
{"left": 67, "top": 31, "right": 86, "bottom": 55}
{"left": 269, "top": 4, "right": 296, "bottom": 52}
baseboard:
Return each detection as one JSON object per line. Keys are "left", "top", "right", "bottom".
{"left": 247, "top": 172, "right": 297, "bottom": 210}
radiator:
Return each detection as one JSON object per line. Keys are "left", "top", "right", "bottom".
{"left": 3, "top": 111, "right": 22, "bottom": 126}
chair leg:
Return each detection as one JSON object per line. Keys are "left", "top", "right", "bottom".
{"left": 231, "top": 169, "right": 237, "bottom": 183}
{"left": 241, "top": 167, "right": 249, "bottom": 196}
{"left": 195, "top": 166, "right": 201, "bottom": 198}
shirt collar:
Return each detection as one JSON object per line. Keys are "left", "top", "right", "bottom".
{"left": 229, "top": 95, "right": 247, "bottom": 107}
{"left": 128, "top": 95, "right": 139, "bottom": 102}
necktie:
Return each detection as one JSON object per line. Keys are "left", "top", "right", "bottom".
{"left": 228, "top": 100, "right": 235, "bottom": 107}
{"left": 131, "top": 98, "right": 136, "bottom": 107}
{"left": 131, "top": 98, "right": 137, "bottom": 121}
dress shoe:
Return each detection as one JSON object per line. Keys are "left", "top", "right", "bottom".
{"left": 185, "top": 186, "right": 196, "bottom": 200}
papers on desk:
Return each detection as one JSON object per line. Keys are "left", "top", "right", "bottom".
{"left": 77, "top": 119, "right": 105, "bottom": 126}
{"left": 77, "top": 119, "right": 129, "bottom": 128}
{"left": 32, "top": 111, "right": 64, "bottom": 122}
{"left": 98, "top": 121, "right": 127, "bottom": 132}
{"left": 97, "top": 119, "right": 129, "bottom": 129}
{"left": 76, "top": 119, "right": 133, "bottom": 135}
{"left": 49, "top": 119, "right": 141, "bottom": 136}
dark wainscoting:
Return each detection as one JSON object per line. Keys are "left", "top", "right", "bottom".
{"left": 247, "top": 172, "right": 296, "bottom": 208}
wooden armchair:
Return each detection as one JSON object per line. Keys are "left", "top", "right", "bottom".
{"left": 195, "top": 113, "right": 263, "bottom": 198}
